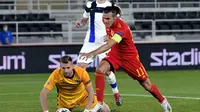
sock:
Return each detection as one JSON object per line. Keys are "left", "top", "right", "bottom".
{"left": 95, "top": 72, "right": 105, "bottom": 102}
{"left": 150, "top": 84, "right": 165, "bottom": 103}
{"left": 106, "top": 71, "right": 119, "bottom": 94}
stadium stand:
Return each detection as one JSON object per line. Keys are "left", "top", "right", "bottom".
{"left": 128, "top": 0, "right": 200, "bottom": 41}
{"left": 0, "top": 13, "right": 62, "bottom": 37}
{"left": 0, "top": 0, "right": 200, "bottom": 43}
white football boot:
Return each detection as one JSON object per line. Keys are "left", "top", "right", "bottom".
{"left": 161, "top": 98, "right": 172, "bottom": 112}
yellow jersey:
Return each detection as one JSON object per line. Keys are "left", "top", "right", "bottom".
{"left": 44, "top": 66, "right": 92, "bottom": 108}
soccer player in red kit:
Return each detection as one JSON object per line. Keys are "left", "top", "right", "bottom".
{"left": 81, "top": 6, "right": 172, "bottom": 112}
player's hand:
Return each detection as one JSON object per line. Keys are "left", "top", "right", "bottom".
{"left": 79, "top": 53, "right": 93, "bottom": 61}
{"left": 83, "top": 109, "right": 91, "bottom": 112}
{"left": 76, "top": 21, "right": 82, "bottom": 28}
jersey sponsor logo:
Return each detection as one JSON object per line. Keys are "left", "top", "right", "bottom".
{"left": 150, "top": 48, "right": 200, "bottom": 66}
{"left": 0, "top": 52, "right": 26, "bottom": 70}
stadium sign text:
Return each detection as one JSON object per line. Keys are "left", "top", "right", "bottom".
{"left": 48, "top": 51, "right": 99, "bottom": 69}
{"left": 48, "top": 51, "right": 78, "bottom": 69}
{"left": 150, "top": 48, "right": 200, "bottom": 66}
{"left": 0, "top": 52, "right": 26, "bottom": 70}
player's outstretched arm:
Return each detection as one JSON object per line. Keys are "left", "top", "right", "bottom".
{"left": 85, "top": 84, "right": 94, "bottom": 110}
{"left": 83, "top": 38, "right": 118, "bottom": 58}
{"left": 76, "top": 18, "right": 88, "bottom": 28}
{"left": 40, "top": 87, "right": 51, "bottom": 112}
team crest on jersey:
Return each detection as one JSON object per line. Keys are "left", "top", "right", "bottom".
{"left": 117, "top": 23, "right": 122, "bottom": 28}
{"left": 75, "top": 80, "right": 81, "bottom": 84}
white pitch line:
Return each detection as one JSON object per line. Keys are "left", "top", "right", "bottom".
{"left": 0, "top": 92, "right": 200, "bottom": 100}
{"left": 105, "top": 93, "right": 200, "bottom": 100}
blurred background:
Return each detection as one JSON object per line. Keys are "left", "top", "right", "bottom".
{"left": 0, "top": 0, "right": 199, "bottom": 73}
{"left": 0, "top": 1, "right": 200, "bottom": 112}
{"left": 1, "top": 0, "right": 200, "bottom": 44}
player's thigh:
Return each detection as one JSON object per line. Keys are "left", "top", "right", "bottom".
{"left": 96, "top": 60, "right": 112, "bottom": 74}
{"left": 122, "top": 57, "right": 148, "bottom": 81}
{"left": 102, "top": 56, "right": 120, "bottom": 74}
{"left": 77, "top": 93, "right": 98, "bottom": 109}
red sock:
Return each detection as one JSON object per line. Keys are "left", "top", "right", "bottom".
{"left": 150, "top": 84, "right": 165, "bottom": 103}
{"left": 95, "top": 72, "right": 105, "bottom": 102}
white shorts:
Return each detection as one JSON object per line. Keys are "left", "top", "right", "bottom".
{"left": 78, "top": 42, "right": 109, "bottom": 64}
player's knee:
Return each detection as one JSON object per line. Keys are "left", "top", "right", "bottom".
{"left": 96, "top": 60, "right": 110, "bottom": 75}
{"left": 140, "top": 79, "right": 152, "bottom": 91}
{"left": 105, "top": 71, "right": 111, "bottom": 76}
{"left": 96, "top": 66, "right": 107, "bottom": 75}
{"left": 144, "top": 83, "right": 152, "bottom": 91}
{"left": 144, "top": 85, "right": 151, "bottom": 91}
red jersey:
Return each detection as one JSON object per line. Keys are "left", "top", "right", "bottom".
{"left": 106, "top": 18, "right": 138, "bottom": 60}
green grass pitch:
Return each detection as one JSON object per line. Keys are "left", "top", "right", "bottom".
{"left": 0, "top": 70, "right": 200, "bottom": 112}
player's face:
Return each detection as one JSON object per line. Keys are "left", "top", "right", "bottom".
{"left": 60, "top": 61, "right": 74, "bottom": 77}
{"left": 103, "top": 12, "right": 116, "bottom": 27}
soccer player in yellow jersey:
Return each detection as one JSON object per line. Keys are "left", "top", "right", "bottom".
{"left": 40, "top": 56, "right": 110, "bottom": 112}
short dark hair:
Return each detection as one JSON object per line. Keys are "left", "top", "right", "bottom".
{"left": 60, "top": 56, "right": 72, "bottom": 64}
{"left": 103, "top": 5, "right": 122, "bottom": 17}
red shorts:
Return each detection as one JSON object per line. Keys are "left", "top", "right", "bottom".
{"left": 104, "top": 55, "right": 148, "bottom": 81}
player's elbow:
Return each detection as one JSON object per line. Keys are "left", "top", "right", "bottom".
{"left": 81, "top": 18, "right": 88, "bottom": 25}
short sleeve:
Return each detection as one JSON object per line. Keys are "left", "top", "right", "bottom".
{"left": 81, "top": 69, "right": 92, "bottom": 87}
{"left": 44, "top": 69, "right": 59, "bottom": 90}
{"left": 83, "top": 1, "right": 92, "bottom": 18}
{"left": 83, "top": 11, "right": 89, "bottom": 18}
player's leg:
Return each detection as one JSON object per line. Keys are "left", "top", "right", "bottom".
{"left": 95, "top": 60, "right": 110, "bottom": 104}
{"left": 106, "top": 71, "right": 122, "bottom": 106}
{"left": 95, "top": 57, "right": 120, "bottom": 106}
{"left": 139, "top": 78, "right": 172, "bottom": 112}
{"left": 98, "top": 52, "right": 122, "bottom": 106}
{"left": 122, "top": 56, "right": 172, "bottom": 112}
